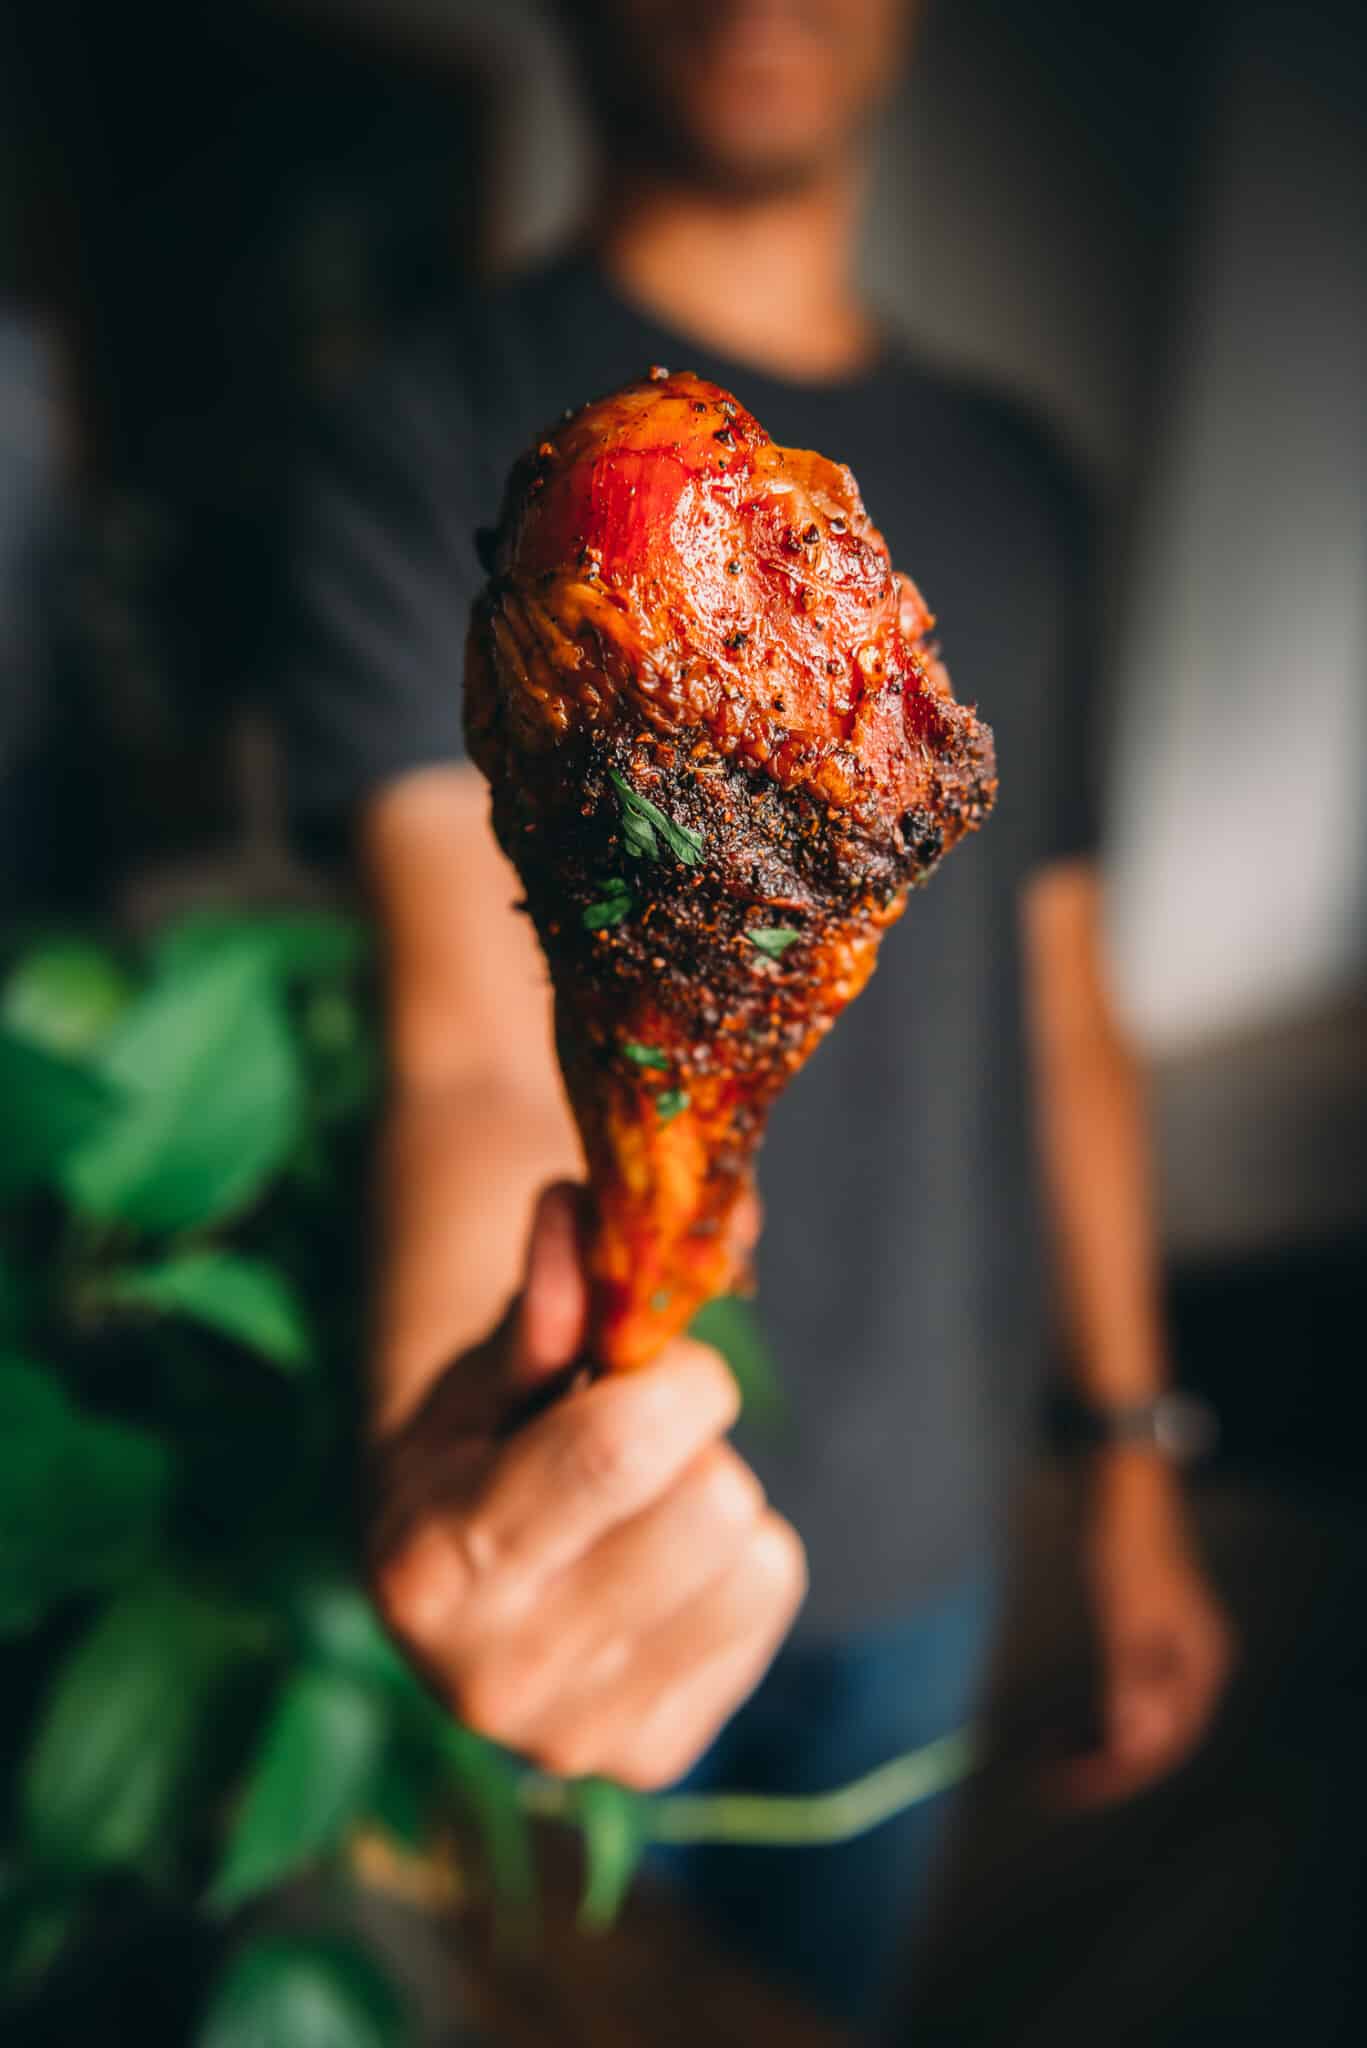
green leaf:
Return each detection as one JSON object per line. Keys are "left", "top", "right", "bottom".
{"left": 445, "top": 1722, "right": 536, "bottom": 1938}
{"left": 746, "top": 926, "right": 802, "bottom": 960}
{"left": 622, "top": 1041, "right": 669, "bottom": 1071}
{"left": 1, "top": 939, "right": 134, "bottom": 1055}
{"left": 21, "top": 1577, "right": 243, "bottom": 1875}
{"left": 655, "top": 1088, "right": 690, "bottom": 1123}
{"left": 300, "top": 982, "right": 378, "bottom": 1126}
{"left": 0, "top": 1252, "right": 29, "bottom": 1344}
{"left": 619, "top": 808, "right": 658, "bottom": 861}
{"left": 283, "top": 1577, "right": 417, "bottom": 1697}
{"left": 368, "top": 1720, "right": 444, "bottom": 1854}
{"left": 281, "top": 1583, "right": 439, "bottom": 1852}
{"left": 608, "top": 769, "right": 704, "bottom": 867}
{"left": 689, "top": 1295, "right": 786, "bottom": 1426}
{"left": 0, "top": 1878, "right": 84, "bottom": 2003}
{"left": 573, "top": 1777, "right": 650, "bottom": 1931}
{"left": 102, "top": 1252, "right": 314, "bottom": 1373}
{"left": 582, "top": 897, "right": 633, "bottom": 932}
{"left": 0, "top": 1029, "right": 119, "bottom": 1198}
{"left": 211, "top": 1670, "right": 389, "bottom": 1913}
{"left": 63, "top": 947, "right": 303, "bottom": 1233}
{"left": 582, "top": 878, "right": 634, "bottom": 932}
{"left": 301, "top": 983, "right": 361, "bottom": 1055}
{"left": 0, "top": 1360, "right": 172, "bottom": 1636}
{"left": 153, "top": 910, "right": 367, "bottom": 986}
{"left": 196, "top": 1932, "right": 408, "bottom": 2048}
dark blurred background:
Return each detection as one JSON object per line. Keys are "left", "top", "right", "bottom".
{"left": 3, "top": 1, "right": 1364, "bottom": 2041}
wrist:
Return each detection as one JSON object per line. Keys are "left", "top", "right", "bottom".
{"left": 1064, "top": 1387, "right": 1218, "bottom": 1466}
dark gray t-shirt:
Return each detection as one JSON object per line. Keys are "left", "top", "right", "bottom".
{"left": 283, "top": 255, "right": 1101, "bottom": 1631}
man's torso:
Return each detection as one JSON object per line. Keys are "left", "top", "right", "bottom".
{"left": 296, "top": 255, "right": 1096, "bottom": 1626}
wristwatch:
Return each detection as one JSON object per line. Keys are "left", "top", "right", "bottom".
{"left": 1079, "top": 1390, "right": 1219, "bottom": 1464}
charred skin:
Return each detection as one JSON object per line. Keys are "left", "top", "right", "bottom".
{"left": 465, "top": 370, "right": 996, "bottom": 1371}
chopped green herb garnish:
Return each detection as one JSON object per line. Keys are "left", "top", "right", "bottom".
{"left": 608, "top": 768, "right": 704, "bottom": 867}
{"left": 619, "top": 804, "right": 658, "bottom": 862}
{"left": 655, "top": 1088, "right": 690, "bottom": 1122}
{"left": 583, "top": 896, "right": 632, "bottom": 931}
{"left": 583, "top": 877, "right": 634, "bottom": 931}
{"left": 650, "top": 1289, "right": 673, "bottom": 1313}
{"left": 747, "top": 926, "right": 802, "bottom": 960}
{"left": 624, "top": 1041, "right": 670, "bottom": 1070}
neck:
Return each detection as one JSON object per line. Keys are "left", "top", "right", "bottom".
{"left": 590, "top": 162, "right": 875, "bottom": 384}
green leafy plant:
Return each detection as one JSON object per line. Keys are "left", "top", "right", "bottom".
{"left": 0, "top": 907, "right": 970, "bottom": 2042}
{"left": 0, "top": 909, "right": 427, "bottom": 2040}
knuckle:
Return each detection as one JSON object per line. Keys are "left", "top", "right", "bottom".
{"left": 580, "top": 1632, "right": 632, "bottom": 1690}
{"left": 371, "top": 1525, "right": 463, "bottom": 1651}
{"left": 750, "top": 1513, "right": 809, "bottom": 1608}
{"left": 567, "top": 1400, "right": 651, "bottom": 1498}
{"left": 699, "top": 1447, "right": 765, "bottom": 1533}
{"left": 449, "top": 1508, "right": 502, "bottom": 1584}
{"left": 670, "top": 1339, "right": 741, "bottom": 1428}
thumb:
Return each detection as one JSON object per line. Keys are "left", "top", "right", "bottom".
{"left": 507, "top": 1180, "right": 591, "bottom": 1390}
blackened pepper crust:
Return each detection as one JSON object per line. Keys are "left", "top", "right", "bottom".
{"left": 463, "top": 369, "right": 997, "bottom": 1371}
{"left": 476, "top": 719, "right": 988, "bottom": 1060}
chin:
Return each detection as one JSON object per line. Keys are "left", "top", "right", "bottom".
{"left": 686, "top": 142, "right": 838, "bottom": 199}
{"left": 582, "top": 40, "right": 857, "bottom": 198}
{"left": 671, "top": 101, "right": 849, "bottom": 197}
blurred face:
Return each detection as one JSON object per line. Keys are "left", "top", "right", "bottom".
{"left": 567, "top": 0, "right": 916, "bottom": 196}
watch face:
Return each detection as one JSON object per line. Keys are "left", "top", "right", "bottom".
{"left": 1152, "top": 1392, "right": 1219, "bottom": 1462}
{"left": 1055, "top": 1391, "right": 1219, "bottom": 1462}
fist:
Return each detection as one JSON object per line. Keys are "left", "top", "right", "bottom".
{"left": 1062, "top": 1448, "right": 1234, "bottom": 1807}
{"left": 369, "top": 1184, "right": 806, "bottom": 1789}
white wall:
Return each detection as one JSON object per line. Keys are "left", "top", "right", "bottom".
{"left": 1107, "top": 3, "right": 1366, "bottom": 1052}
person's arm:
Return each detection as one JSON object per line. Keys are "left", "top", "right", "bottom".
{"left": 1023, "top": 859, "right": 1233, "bottom": 1803}
{"left": 359, "top": 764, "right": 806, "bottom": 1786}
{"left": 359, "top": 763, "right": 582, "bottom": 1434}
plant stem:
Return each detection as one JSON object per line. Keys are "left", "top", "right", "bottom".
{"left": 518, "top": 1725, "right": 976, "bottom": 1847}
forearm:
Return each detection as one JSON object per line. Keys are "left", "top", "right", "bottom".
{"left": 370, "top": 1077, "right": 582, "bottom": 1436}
{"left": 1024, "top": 863, "right": 1169, "bottom": 1407}
{"left": 1040, "top": 1006, "right": 1168, "bottom": 1404}
{"left": 1025, "top": 869, "right": 1232, "bottom": 1783}
{"left": 359, "top": 765, "right": 584, "bottom": 1435}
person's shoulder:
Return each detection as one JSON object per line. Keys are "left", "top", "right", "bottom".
{"left": 478, "top": 250, "right": 591, "bottom": 330}
{"left": 293, "top": 298, "right": 472, "bottom": 472}
{"left": 314, "top": 254, "right": 589, "bottom": 438}
{"left": 885, "top": 336, "right": 1098, "bottom": 525}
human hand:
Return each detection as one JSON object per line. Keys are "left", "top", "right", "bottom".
{"left": 1060, "top": 1449, "right": 1234, "bottom": 1807}
{"left": 369, "top": 1182, "right": 805, "bottom": 1789}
